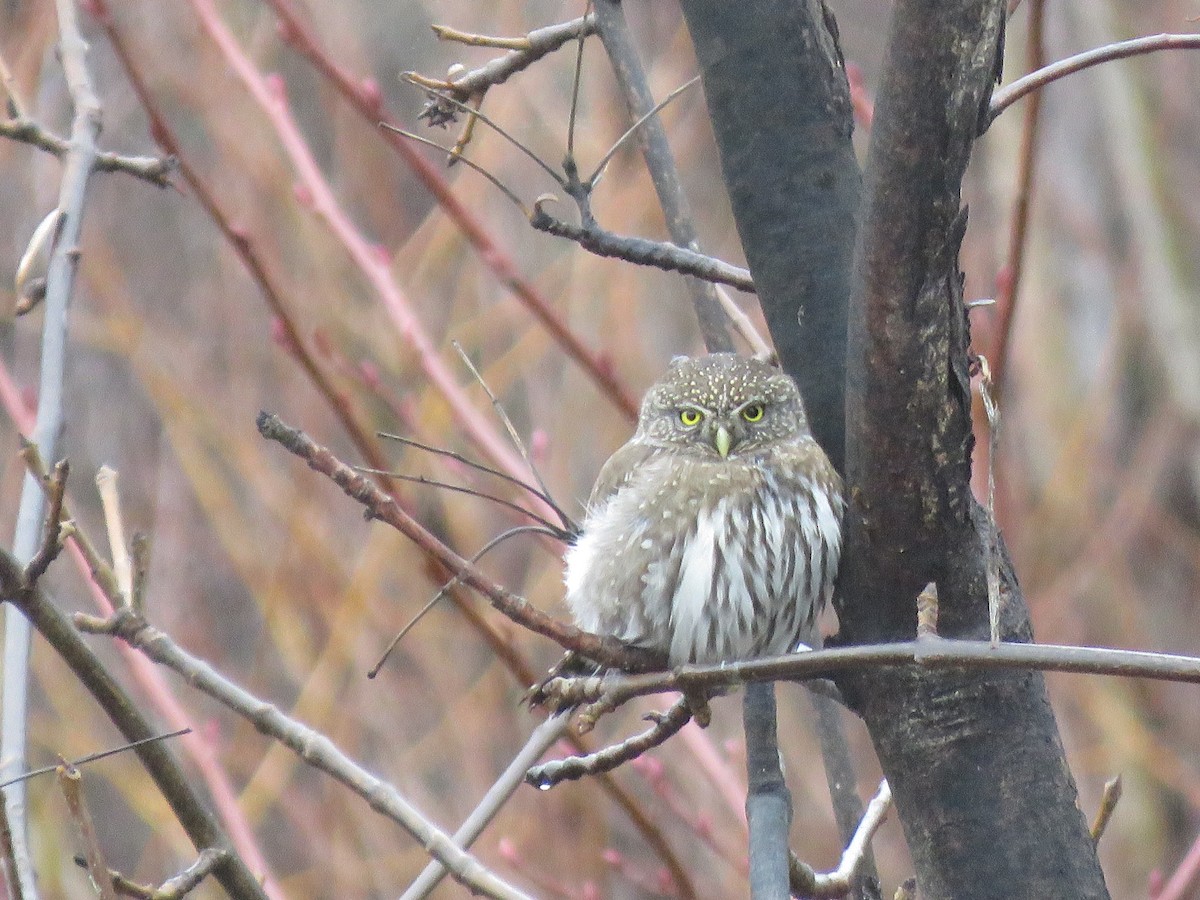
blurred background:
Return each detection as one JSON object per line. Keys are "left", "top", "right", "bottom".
{"left": 1, "top": 0, "right": 1198, "bottom": 897}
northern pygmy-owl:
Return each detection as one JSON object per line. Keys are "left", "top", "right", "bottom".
{"left": 565, "top": 353, "right": 845, "bottom": 666}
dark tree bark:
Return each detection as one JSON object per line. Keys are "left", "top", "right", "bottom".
{"left": 678, "top": 0, "right": 1111, "bottom": 896}
{"left": 678, "top": 0, "right": 859, "bottom": 472}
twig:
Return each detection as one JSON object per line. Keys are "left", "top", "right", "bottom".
{"left": 0, "top": 117, "right": 174, "bottom": 185}
{"left": 551, "top": 638, "right": 1200, "bottom": 714}
{"left": 989, "top": 33, "right": 1200, "bottom": 122}
{"left": 450, "top": 341, "right": 560, "bottom": 518}
{"left": 370, "top": 525, "right": 561, "bottom": 679}
{"left": 379, "top": 123, "right": 530, "bottom": 212}
{"left": 83, "top": 847, "right": 227, "bottom": 899}
{"left": 0, "top": 549, "right": 271, "bottom": 900}
{"left": 989, "top": 0, "right": 1045, "bottom": 387}
{"left": 412, "top": 16, "right": 596, "bottom": 99}
{"left": 1090, "top": 775, "right": 1121, "bottom": 846}
{"left": 95, "top": 466, "right": 132, "bottom": 605}
{"left": 356, "top": 467, "right": 567, "bottom": 537}
{"left": 531, "top": 200, "right": 756, "bottom": 291}
{"left": 378, "top": 431, "right": 576, "bottom": 534}
{"left": 73, "top": 605, "right": 533, "bottom": 900}
{"left": 264, "top": 0, "right": 640, "bottom": 419}
{"left": 525, "top": 698, "right": 691, "bottom": 788}
{"left": 257, "top": 411, "right": 663, "bottom": 672}
{"left": 3, "top": 2, "right": 104, "bottom": 893}
{"left": 21, "top": 458, "right": 68, "bottom": 586}
{"left": 587, "top": 75, "right": 700, "bottom": 187}
{"left": 59, "top": 764, "right": 119, "bottom": 900}
{"left": 0, "top": 728, "right": 190, "bottom": 790}
{"left": 402, "top": 711, "right": 572, "bottom": 899}
{"left": 790, "top": 780, "right": 892, "bottom": 898}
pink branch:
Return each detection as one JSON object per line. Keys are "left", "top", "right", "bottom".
{"left": 187, "top": 0, "right": 548, "bottom": 508}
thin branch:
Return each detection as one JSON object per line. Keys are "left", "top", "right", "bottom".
{"left": 565, "top": 0, "right": 592, "bottom": 162}
{"left": 0, "top": 550, "right": 270, "bottom": 900}
{"left": 402, "top": 712, "right": 572, "bottom": 899}
{"left": 378, "top": 431, "right": 576, "bottom": 534}
{"left": 587, "top": 75, "right": 700, "bottom": 186}
{"left": 412, "top": 15, "right": 596, "bottom": 99}
{"left": 525, "top": 698, "right": 691, "bottom": 788}
{"left": 0, "top": 729, "right": 190, "bottom": 790}
{"left": 531, "top": 200, "right": 756, "bottom": 291}
{"left": 263, "top": 0, "right": 640, "bottom": 420}
{"left": 3, "top": 1, "right": 104, "bottom": 892}
{"left": 369, "top": 525, "right": 561, "bottom": 679}
{"left": 988, "top": 33, "right": 1200, "bottom": 122}
{"left": 450, "top": 341, "right": 560, "bottom": 520}
{"left": 790, "top": 780, "right": 892, "bottom": 898}
{"left": 257, "top": 412, "right": 663, "bottom": 672}
{"left": 355, "top": 467, "right": 567, "bottom": 537}
{"left": 542, "top": 637, "right": 1200, "bottom": 715}
{"left": 74, "top": 606, "right": 533, "bottom": 900}
{"left": 0, "top": 117, "right": 174, "bottom": 185}
{"left": 377, "top": 123, "right": 529, "bottom": 213}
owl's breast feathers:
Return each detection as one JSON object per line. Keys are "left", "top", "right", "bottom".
{"left": 564, "top": 436, "right": 844, "bottom": 666}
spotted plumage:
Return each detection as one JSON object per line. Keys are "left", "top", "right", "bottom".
{"left": 564, "top": 353, "right": 844, "bottom": 666}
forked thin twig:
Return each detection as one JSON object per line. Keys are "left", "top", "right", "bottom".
{"left": 378, "top": 123, "right": 528, "bottom": 213}
{"left": 588, "top": 75, "right": 700, "bottom": 186}
{"left": 450, "top": 341, "right": 559, "bottom": 513}
{"left": 0, "top": 728, "right": 191, "bottom": 789}
{"left": 379, "top": 431, "right": 576, "bottom": 533}
{"left": 565, "top": 0, "right": 593, "bottom": 162}
{"left": 525, "top": 697, "right": 692, "bottom": 787}
{"left": 400, "top": 73, "right": 566, "bottom": 186}
{"left": 369, "top": 524, "right": 561, "bottom": 678}
{"left": 354, "top": 466, "right": 568, "bottom": 537}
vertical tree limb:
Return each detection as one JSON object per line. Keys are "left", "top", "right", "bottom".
{"left": 678, "top": 0, "right": 860, "bottom": 471}
{"left": 2, "top": 3, "right": 100, "bottom": 895}
{"left": 837, "top": 0, "right": 1111, "bottom": 895}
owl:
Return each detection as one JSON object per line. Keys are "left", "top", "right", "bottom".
{"left": 564, "top": 353, "right": 845, "bottom": 667}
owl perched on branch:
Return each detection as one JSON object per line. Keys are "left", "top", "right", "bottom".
{"left": 565, "top": 353, "right": 844, "bottom": 667}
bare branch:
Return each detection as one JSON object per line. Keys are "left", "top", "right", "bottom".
{"left": 525, "top": 699, "right": 691, "bottom": 788}
{"left": 0, "top": 117, "right": 174, "bottom": 185}
{"left": 75, "top": 606, "right": 533, "bottom": 900}
{"left": 411, "top": 16, "right": 596, "bottom": 98}
{"left": 531, "top": 200, "right": 756, "bottom": 292}
{"left": 989, "top": 33, "right": 1200, "bottom": 122}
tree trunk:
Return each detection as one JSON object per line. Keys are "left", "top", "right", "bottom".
{"left": 677, "top": 0, "right": 1111, "bottom": 895}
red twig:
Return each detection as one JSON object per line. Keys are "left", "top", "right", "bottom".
{"left": 990, "top": 0, "right": 1046, "bottom": 390}
{"left": 264, "top": 0, "right": 640, "bottom": 421}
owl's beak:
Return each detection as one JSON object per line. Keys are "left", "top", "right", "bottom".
{"left": 715, "top": 424, "right": 732, "bottom": 458}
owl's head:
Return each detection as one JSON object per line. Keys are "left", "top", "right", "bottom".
{"left": 636, "top": 353, "right": 811, "bottom": 459}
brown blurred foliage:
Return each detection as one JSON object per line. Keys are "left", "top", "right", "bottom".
{"left": 1, "top": 0, "right": 1199, "bottom": 897}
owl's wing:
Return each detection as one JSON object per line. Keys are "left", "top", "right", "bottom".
{"left": 587, "top": 440, "right": 658, "bottom": 511}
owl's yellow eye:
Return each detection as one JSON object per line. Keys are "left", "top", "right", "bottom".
{"left": 741, "top": 403, "right": 765, "bottom": 423}
{"left": 679, "top": 408, "right": 703, "bottom": 427}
